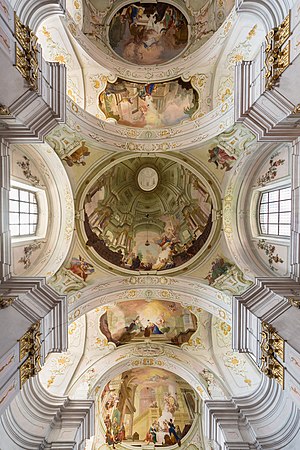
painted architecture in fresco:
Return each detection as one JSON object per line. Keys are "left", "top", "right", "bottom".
{"left": 108, "top": 2, "right": 188, "bottom": 65}
{"left": 84, "top": 159, "right": 213, "bottom": 272}
{"left": 98, "top": 78, "right": 199, "bottom": 128}
{"left": 100, "top": 368, "right": 195, "bottom": 446}
{"left": 99, "top": 300, "right": 197, "bottom": 346}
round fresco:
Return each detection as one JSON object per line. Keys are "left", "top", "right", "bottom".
{"left": 99, "top": 368, "right": 195, "bottom": 446}
{"left": 98, "top": 78, "right": 198, "bottom": 128}
{"left": 83, "top": 157, "right": 213, "bottom": 272}
{"left": 108, "top": 2, "right": 188, "bottom": 65}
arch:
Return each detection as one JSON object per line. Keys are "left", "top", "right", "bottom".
{"left": 66, "top": 275, "right": 232, "bottom": 325}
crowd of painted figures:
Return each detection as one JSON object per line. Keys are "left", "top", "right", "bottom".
{"left": 105, "top": 417, "right": 182, "bottom": 447}
{"left": 145, "top": 418, "right": 182, "bottom": 446}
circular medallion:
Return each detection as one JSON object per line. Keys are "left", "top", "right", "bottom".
{"left": 138, "top": 167, "right": 159, "bottom": 191}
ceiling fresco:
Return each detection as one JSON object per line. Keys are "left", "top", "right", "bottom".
{"left": 98, "top": 78, "right": 199, "bottom": 128}
{"left": 99, "top": 368, "right": 195, "bottom": 446}
{"left": 99, "top": 300, "right": 197, "bottom": 347}
{"left": 83, "top": 157, "right": 213, "bottom": 272}
{"left": 108, "top": 2, "right": 188, "bottom": 65}
{"left": 14, "top": 2, "right": 274, "bottom": 449}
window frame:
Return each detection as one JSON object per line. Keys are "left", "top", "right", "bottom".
{"left": 258, "top": 186, "right": 291, "bottom": 238}
{"left": 9, "top": 180, "right": 48, "bottom": 245}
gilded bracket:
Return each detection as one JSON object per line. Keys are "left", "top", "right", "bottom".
{"left": 265, "top": 12, "right": 291, "bottom": 90}
{"left": 19, "top": 322, "right": 42, "bottom": 387}
{"left": 260, "top": 321, "right": 285, "bottom": 388}
{"left": 14, "top": 14, "right": 39, "bottom": 91}
{"left": 286, "top": 296, "right": 300, "bottom": 308}
{"left": 0, "top": 296, "right": 14, "bottom": 309}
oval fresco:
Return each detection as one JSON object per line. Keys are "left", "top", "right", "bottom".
{"left": 99, "top": 368, "right": 195, "bottom": 446}
{"left": 108, "top": 2, "right": 188, "bottom": 65}
{"left": 98, "top": 78, "right": 199, "bottom": 128}
{"left": 83, "top": 157, "right": 213, "bottom": 272}
{"left": 100, "top": 300, "right": 197, "bottom": 347}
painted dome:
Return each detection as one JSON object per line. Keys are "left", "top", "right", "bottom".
{"left": 81, "top": 156, "right": 214, "bottom": 273}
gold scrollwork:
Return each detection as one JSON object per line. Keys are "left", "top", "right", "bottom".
{"left": 292, "top": 104, "right": 300, "bottom": 114}
{"left": 275, "top": 13, "right": 291, "bottom": 48}
{"left": 19, "top": 321, "right": 42, "bottom": 387}
{"left": 20, "top": 357, "right": 34, "bottom": 387}
{"left": 286, "top": 296, "right": 300, "bottom": 308}
{"left": 260, "top": 321, "right": 285, "bottom": 388}
{"left": 0, "top": 104, "right": 11, "bottom": 115}
{"left": 265, "top": 12, "right": 291, "bottom": 90}
{"left": 14, "top": 15, "right": 38, "bottom": 91}
{"left": 0, "top": 296, "right": 14, "bottom": 309}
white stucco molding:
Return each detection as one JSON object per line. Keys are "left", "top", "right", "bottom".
{"left": 0, "top": 375, "right": 93, "bottom": 450}
{"left": 236, "top": 0, "right": 295, "bottom": 31}
{"left": 66, "top": 275, "right": 233, "bottom": 325}
{"left": 235, "top": 61, "right": 300, "bottom": 142}
{"left": 205, "top": 375, "right": 300, "bottom": 449}
{"left": 234, "top": 1, "right": 300, "bottom": 143}
{"left": 232, "top": 276, "right": 300, "bottom": 351}
{"left": 291, "top": 138, "right": 300, "bottom": 282}
{"left": 0, "top": 276, "right": 68, "bottom": 415}
{"left": 65, "top": 97, "right": 234, "bottom": 153}
{"left": 9, "top": 0, "right": 66, "bottom": 32}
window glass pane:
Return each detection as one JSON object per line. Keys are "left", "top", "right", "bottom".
{"left": 30, "top": 203, "right": 37, "bottom": 213}
{"left": 280, "top": 187, "right": 291, "bottom": 200}
{"left": 29, "top": 192, "right": 36, "bottom": 203}
{"left": 9, "top": 212, "right": 19, "bottom": 224}
{"left": 269, "top": 190, "right": 279, "bottom": 202}
{"left": 279, "top": 225, "right": 290, "bottom": 235}
{"left": 19, "top": 190, "right": 29, "bottom": 202}
{"left": 280, "top": 200, "right": 291, "bottom": 212}
{"left": 269, "top": 202, "right": 279, "bottom": 213}
{"left": 269, "top": 213, "right": 279, "bottom": 223}
{"left": 29, "top": 214, "right": 38, "bottom": 224}
{"left": 20, "top": 224, "right": 30, "bottom": 235}
{"left": 9, "top": 200, "right": 19, "bottom": 212}
{"left": 30, "top": 224, "right": 36, "bottom": 234}
{"left": 261, "top": 193, "right": 269, "bottom": 203}
{"left": 20, "top": 202, "right": 29, "bottom": 213}
{"left": 260, "top": 203, "right": 268, "bottom": 213}
{"left": 260, "top": 224, "right": 268, "bottom": 233}
{"left": 9, "top": 188, "right": 19, "bottom": 200}
{"left": 269, "top": 224, "right": 279, "bottom": 235}
{"left": 279, "top": 212, "right": 291, "bottom": 224}
{"left": 260, "top": 214, "right": 268, "bottom": 223}
{"left": 10, "top": 224, "right": 19, "bottom": 236}
{"left": 20, "top": 213, "right": 30, "bottom": 223}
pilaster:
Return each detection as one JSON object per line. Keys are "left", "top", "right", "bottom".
{"left": 291, "top": 138, "right": 300, "bottom": 281}
{"left": 0, "top": 376, "right": 93, "bottom": 450}
{"left": 0, "top": 277, "right": 67, "bottom": 415}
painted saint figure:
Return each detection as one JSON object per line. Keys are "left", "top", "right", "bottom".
{"left": 168, "top": 418, "right": 181, "bottom": 446}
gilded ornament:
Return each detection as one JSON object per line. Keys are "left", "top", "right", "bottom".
{"left": 286, "top": 296, "right": 300, "bottom": 308}
{"left": 260, "top": 321, "right": 285, "bottom": 387}
{"left": 292, "top": 104, "right": 300, "bottom": 115}
{"left": 14, "top": 16, "right": 39, "bottom": 91}
{"left": 0, "top": 104, "right": 11, "bottom": 115}
{"left": 19, "top": 321, "right": 42, "bottom": 387}
{"left": 0, "top": 296, "right": 14, "bottom": 309}
{"left": 265, "top": 13, "right": 291, "bottom": 90}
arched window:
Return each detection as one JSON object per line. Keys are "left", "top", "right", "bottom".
{"left": 9, "top": 187, "right": 38, "bottom": 237}
{"left": 259, "top": 186, "right": 291, "bottom": 237}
